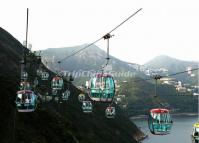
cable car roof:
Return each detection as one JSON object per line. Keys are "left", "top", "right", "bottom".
{"left": 150, "top": 108, "right": 169, "bottom": 113}
{"left": 106, "top": 106, "right": 115, "bottom": 109}
{"left": 17, "top": 90, "right": 34, "bottom": 94}
{"left": 52, "top": 76, "right": 62, "bottom": 80}
{"left": 194, "top": 123, "right": 199, "bottom": 128}
{"left": 20, "top": 81, "right": 30, "bottom": 84}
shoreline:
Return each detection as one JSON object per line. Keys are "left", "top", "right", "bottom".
{"left": 131, "top": 113, "right": 198, "bottom": 142}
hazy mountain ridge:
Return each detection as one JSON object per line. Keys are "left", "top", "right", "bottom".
{"left": 41, "top": 44, "right": 139, "bottom": 72}
{"left": 144, "top": 55, "right": 198, "bottom": 72}
{"left": 143, "top": 55, "right": 198, "bottom": 84}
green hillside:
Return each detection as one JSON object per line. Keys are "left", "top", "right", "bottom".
{"left": 0, "top": 27, "right": 145, "bottom": 143}
{"left": 40, "top": 45, "right": 146, "bottom": 86}
{"left": 118, "top": 77, "right": 198, "bottom": 116}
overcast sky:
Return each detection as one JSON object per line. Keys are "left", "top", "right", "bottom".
{"left": 1, "top": 0, "right": 199, "bottom": 64}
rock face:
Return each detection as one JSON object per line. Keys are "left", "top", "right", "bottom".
{"left": 0, "top": 27, "right": 144, "bottom": 143}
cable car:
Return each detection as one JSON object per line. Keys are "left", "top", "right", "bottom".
{"left": 192, "top": 123, "right": 199, "bottom": 141}
{"left": 21, "top": 71, "right": 28, "bottom": 80}
{"left": 20, "top": 82, "right": 31, "bottom": 90}
{"left": 62, "top": 89, "right": 70, "bottom": 101}
{"left": 89, "top": 73, "right": 115, "bottom": 102}
{"left": 78, "top": 93, "right": 85, "bottom": 102}
{"left": 52, "top": 89, "right": 58, "bottom": 96}
{"left": 105, "top": 106, "right": 116, "bottom": 118}
{"left": 82, "top": 101, "right": 92, "bottom": 113}
{"left": 148, "top": 108, "right": 173, "bottom": 135}
{"left": 36, "top": 69, "right": 42, "bottom": 76}
{"left": 33, "top": 77, "right": 39, "bottom": 87}
{"left": 51, "top": 76, "right": 64, "bottom": 90}
{"left": 15, "top": 90, "right": 37, "bottom": 112}
{"left": 41, "top": 71, "right": 49, "bottom": 81}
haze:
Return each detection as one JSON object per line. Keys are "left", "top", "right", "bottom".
{"left": 1, "top": 0, "right": 199, "bottom": 64}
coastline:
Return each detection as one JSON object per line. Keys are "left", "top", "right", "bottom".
{"left": 131, "top": 112, "right": 198, "bottom": 142}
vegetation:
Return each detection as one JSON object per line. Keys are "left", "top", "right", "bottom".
{"left": 144, "top": 55, "right": 198, "bottom": 84}
{"left": 0, "top": 27, "right": 144, "bottom": 143}
{"left": 118, "top": 77, "right": 198, "bottom": 116}
{"left": 40, "top": 37, "right": 199, "bottom": 118}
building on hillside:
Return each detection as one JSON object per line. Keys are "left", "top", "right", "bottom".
{"left": 186, "top": 66, "right": 192, "bottom": 75}
{"left": 116, "top": 97, "right": 122, "bottom": 102}
{"left": 145, "top": 69, "right": 150, "bottom": 76}
{"left": 193, "top": 93, "right": 199, "bottom": 96}
{"left": 190, "top": 74, "right": 195, "bottom": 77}
{"left": 160, "top": 77, "right": 176, "bottom": 85}
{"left": 118, "top": 94, "right": 126, "bottom": 98}
{"left": 158, "top": 68, "right": 169, "bottom": 74}
{"left": 176, "top": 86, "right": 187, "bottom": 93}
{"left": 114, "top": 80, "right": 120, "bottom": 96}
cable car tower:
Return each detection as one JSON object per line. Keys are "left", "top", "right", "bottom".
{"left": 16, "top": 8, "right": 38, "bottom": 112}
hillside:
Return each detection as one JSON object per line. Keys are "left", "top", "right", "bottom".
{"left": 41, "top": 44, "right": 138, "bottom": 72}
{"left": 144, "top": 55, "right": 198, "bottom": 84}
{"left": 0, "top": 27, "right": 145, "bottom": 143}
{"left": 144, "top": 55, "right": 198, "bottom": 71}
{"left": 40, "top": 45, "right": 146, "bottom": 86}
{"left": 118, "top": 77, "right": 198, "bottom": 116}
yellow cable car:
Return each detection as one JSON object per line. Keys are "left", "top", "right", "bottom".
{"left": 192, "top": 122, "right": 199, "bottom": 141}
{"left": 78, "top": 93, "right": 85, "bottom": 102}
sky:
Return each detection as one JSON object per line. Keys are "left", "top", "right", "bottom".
{"left": 1, "top": 0, "right": 199, "bottom": 64}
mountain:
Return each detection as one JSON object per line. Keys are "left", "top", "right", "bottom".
{"left": 0, "top": 27, "right": 145, "bottom": 143}
{"left": 40, "top": 44, "right": 145, "bottom": 86}
{"left": 41, "top": 44, "right": 140, "bottom": 72}
{"left": 144, "top": 55, "right": 198, "bottom": 73}
{"left": 0, "top": 27, "right": 23, "bottom": 74}
{"left": 144, "top": 55, "right": 198, "bottom": 84}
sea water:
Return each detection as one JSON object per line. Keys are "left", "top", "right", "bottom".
{"left": 132, "top": 115, "right": 198, "bottom": 143}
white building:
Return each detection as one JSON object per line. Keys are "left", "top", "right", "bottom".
{"left": 176, "top": 86, "right": 187, "bottom": 93}
{"left": 186, "top": 66, "right": 192, "bottom": 75}
{"left": 160, "top": 77, "right": 176, "bottom": 85}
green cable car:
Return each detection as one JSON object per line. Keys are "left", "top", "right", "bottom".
{"left": 21, "top": 71, "right": 28, "bottom": 80}
{"left": 52, "top": 89, "right": 58, "bottom": 96}
{"left": 62, "top": 89, "right": 70, "bottom": 101}
{"left": 148, "top": 108, "right": 173, "bottom": 135}
{"left": 51, "top": 76, "right": 64, "bottom": 90}
{"left": 82, "top": 101, "right": 93, "bottom": 113}
{"left": 15, "top": 90, "right": 37, "bottom": 112}
{"left": 41, "top": 71, "right": 49, "bottom": 81}
{"left": 89, "top": 73, "right": 115, "bottom": 102}
{"left": 36, "top": 69, "right": 42, "bottom": 76}
{"left": 105, "top": 106, "right": 116, "bottom": 119}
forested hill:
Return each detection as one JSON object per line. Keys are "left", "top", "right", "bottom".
{"left": 0, "top": 27, "right": 145, "bottom": 143}
{"left": 118, "top": 77, "right": 198, "bottom": 116}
